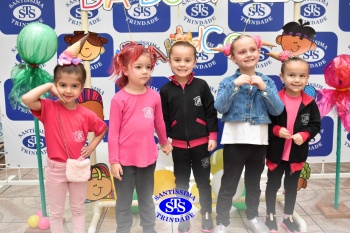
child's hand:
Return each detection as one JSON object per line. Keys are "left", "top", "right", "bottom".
{"left": 279, "top": 127, "right": 291, "bottom": 139}
{"left": 81, "top": 146, "right": 93, "bottom": 159}
{"left": 208, "top": 140, "right": 217, "bottom": 151}
{"left": 111, "top": 163, "right": 123, "bottom": 181}
{"left": 161, "top": 142, "right": 173, "bottom": 155}
{"left": 50, "top": 84, "right": 66, "bottom": 103}
{"left": 291, "top": 133, "right": 304, "bottom": 145}
{"left": 251, "top": 75, "right": 266, "bottom": 91}
{"left": 234, "top": 74, "right": 251, "bottom": 86}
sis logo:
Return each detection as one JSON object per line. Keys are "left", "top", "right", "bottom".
{"left": 339, "top": 0, "right": 350, "bottom": 31}
{"left": 302, "top": 32, "right": 337, "bottom": 75}
{"left": 256, "top": 48, "right": 273, "bottom": 70}
{"left": 18, "top": 128, "right": 47, "bottom": 156}
{"left": 228, "top": 2, "right": 284, "bottom": 32}
{"left": 192, "top": 31, "right": 227, "bottom": 76}
{"left": 0, "top": 0, "right": 55, "bottom": 34}
{"left": 65, "top": 2, "right": 100, "bottom": 27}
{"left": 182, "top": 0, "right": 216, "bottom": 26}
{"left": 300, "top": 0, "right": 328, "bottom": 26}
{"left": 308, "top": 116, "right": 333, "bottom": 156}
{"left": 113, "top": 0, "right": 170, "bottom": 32}
{"left": 58, "top": 33, "right": 113, "bottom": 78}
{"left": 154, "top": 189, "right": 195, "bottom": 222}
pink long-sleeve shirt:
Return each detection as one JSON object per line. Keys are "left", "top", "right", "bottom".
{"left": 108, "top": 87, "right": 168, "bottom": 167}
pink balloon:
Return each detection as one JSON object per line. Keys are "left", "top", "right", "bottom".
{"left": 38, "top": 217, "right": 50, "bottom": 230}
{"left": 36, "top": 210, "right": 42, "bottom": 218}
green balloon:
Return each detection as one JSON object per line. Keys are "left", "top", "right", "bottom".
{"left": 17, "top": 22, "right": 57, "bottom": 65}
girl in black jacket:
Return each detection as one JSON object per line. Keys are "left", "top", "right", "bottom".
{"left": 265, "top": 56, "right": 321, "bottom": 233}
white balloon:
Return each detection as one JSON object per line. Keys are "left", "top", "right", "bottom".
{"left": 212, "top": 169, "right": 244, "bottom": 202}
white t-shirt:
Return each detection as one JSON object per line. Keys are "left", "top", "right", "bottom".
{"left": 221, "top": 122, "right": 268, "bottom": 145}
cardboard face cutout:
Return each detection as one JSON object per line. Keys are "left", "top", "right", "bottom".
{"left": 86, "top": 163, "right": 116, "bottom": 202}
{"left": 276, "top": 19, "right": 316, "bottom": 56}
{"left": 64, "top": 31, "right": 108, "bottom": 61}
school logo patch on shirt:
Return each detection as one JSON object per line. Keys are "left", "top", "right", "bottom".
{"left": 143, "top": 107, "right": 154, "bottom": 118}
{"left": 301, "top": 113, "right": 310, "bottom": 125}
{"left": 194, "top": 96, "right": 202, "bottom": 106}
{"left": 74, "top": 131, "right": 85, "bottom": 142}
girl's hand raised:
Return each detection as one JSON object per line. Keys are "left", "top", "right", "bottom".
{"left": 234, "top": 74, "right": 252, "bottom": 87}
{"left": 251, "top": 75, "right": 266, "bottom": 91}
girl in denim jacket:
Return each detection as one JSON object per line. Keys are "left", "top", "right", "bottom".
{"left": 213, "top": 35, "right": 284, "bottom": 233}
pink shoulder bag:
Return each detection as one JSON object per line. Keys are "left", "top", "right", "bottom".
{"left": 58, "top": 112, "right": 91, "bottom": 182}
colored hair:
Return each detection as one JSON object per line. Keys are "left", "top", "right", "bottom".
{"left": 53, "top": 63, "right": 86, "bottom": 85}
{"left": 168, "top": 41, "right": 197, "bottom": 59}
{"left": 110, "top": 42, "right": 157, "bottom": 89}
{"left": 229, "top": 35, "right": 258, "bottom": 57}
{"left": 282, "top": 19, "right": 316, "bottom": 41}
{"left": 281, "top": 56, "right": 310, "bottom": 74}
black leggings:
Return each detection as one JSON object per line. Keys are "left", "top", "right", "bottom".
{"left": 216, "top": 144, "right": 267, "bottom": 226}
{"left": 172, "top": 143, "right": 212, "bottom": 215}
{"left": 265, "top": 160, "right": 301, "bottom": 215}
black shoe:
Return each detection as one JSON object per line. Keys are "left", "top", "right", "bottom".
{"left": 178, "top": 220, "right": 191, "bottom": 233}
{"left": 265, "top": 215, "right": 278, "bottom": 233}
{"left": 281, "top": 216, "right": 300, "bottom": 233}
{"left": 201, "top": 212, "right": 214, "bottom": 232}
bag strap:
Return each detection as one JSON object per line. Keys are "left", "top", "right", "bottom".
{"left": 58, "top": 110, "right": 71, "bottom": 159}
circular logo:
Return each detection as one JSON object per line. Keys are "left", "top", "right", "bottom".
{"left": 186, "top": 3, "right": 214, "bottom": 19}
{"left": 242, "top": 3, "right": 271, "bottom": 19}
{"left": 159, "top": 197, "right": 192, "bottom": 215}
{"left": 22, "top": 135, "right": 46, "bottom": 149}
{"left": 301, "top": 4, "right": 326, "bottom": 19}
{"left": 13, "top": 5, "right": 41, "bottom": 21}
{"left": 129, "top": 5, "right": 157, "bottom": 19}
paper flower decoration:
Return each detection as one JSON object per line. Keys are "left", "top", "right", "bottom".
{"left": 316, "top": 54, "right": 350, "bottom": 132}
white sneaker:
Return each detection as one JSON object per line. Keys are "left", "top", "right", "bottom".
{"left": 214, "top": 223, "right": 227, "bottom": 233}
{"left": 245, "top": 217, "right": 269, "bottom": 233}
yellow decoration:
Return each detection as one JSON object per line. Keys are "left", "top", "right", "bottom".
{"left": 190, "top": 183, "right": 216, "bottom": 209}
{"left": 153, "top": 169, "right": 175, "bottom": 196}
{"left": 27, "top": 215, "right": 39, "bottom": 228}
{"left": 210, "top": 149, "right": 223, "bottom": 175}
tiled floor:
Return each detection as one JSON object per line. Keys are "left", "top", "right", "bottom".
{"left": 0, "top": 162, "right": 350, "bottom": 233}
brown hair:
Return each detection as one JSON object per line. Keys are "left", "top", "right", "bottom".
{"left": 281, "top": 56, "right": 309, "bottom": 74}
{"left": 64, "top": 31, "right": 108, "bottom": 47}
{"left": 169, "top": 41, "right": 197, "bottom": 59}
{"left": 53, "top": 63, "right": 86, "bottom": 85}
{"left": 109, "top": 42, "right": 157, "bottom": 89}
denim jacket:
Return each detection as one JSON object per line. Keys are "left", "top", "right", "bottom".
{"left": 214, "top": 70, "right": 284, "bottom": 124}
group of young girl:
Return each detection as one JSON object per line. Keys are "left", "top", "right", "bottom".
{"left": 21, "top": 32, "right": 320, "bottom": 233}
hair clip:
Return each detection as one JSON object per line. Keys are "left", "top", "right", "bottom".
{"left": 169, "top": 27, "right": 194, "bottom": 45}
{"left": 115, "top": 49, "right": 120, "bottom": 54}
{"left": 58, "top": 33, "right": 89, "bottom": 66}
{"left": 267, "top": 50, "right": 293, "bottom": 62}
{"left": 210, "top": 34, "right": 276, "bottom": 57}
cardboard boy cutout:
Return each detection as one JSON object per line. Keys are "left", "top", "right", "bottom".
{"left": 276, "top": 19, "right": 316, "bottom": 56}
